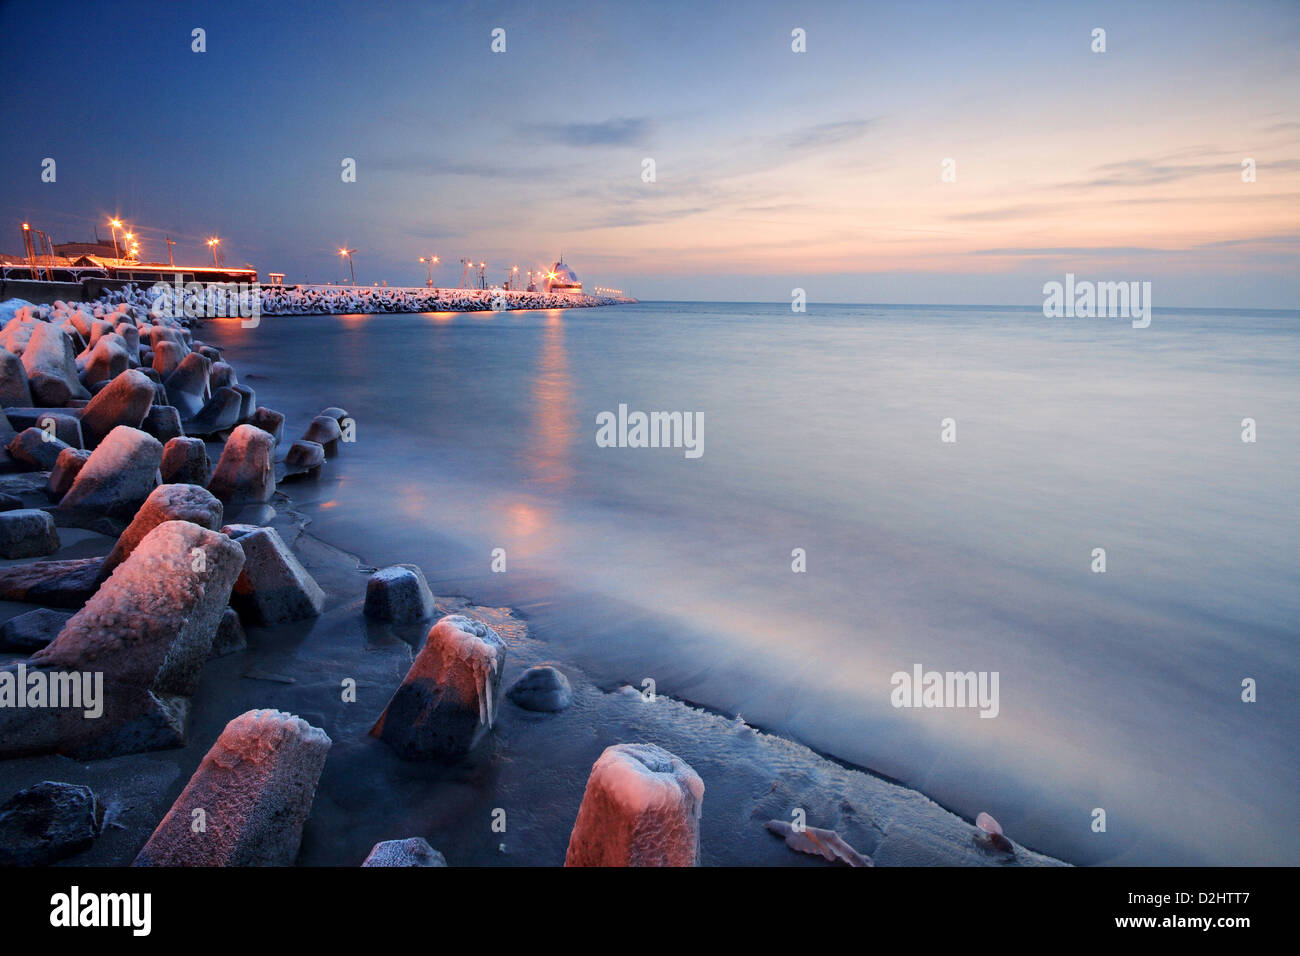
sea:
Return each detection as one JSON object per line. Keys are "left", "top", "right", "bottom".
{"left": 204, "top": 301, "right": 1300, "bottom": 866}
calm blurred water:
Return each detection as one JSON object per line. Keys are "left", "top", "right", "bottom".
{"left": 207, "top": 301, "right": 1300, "bottom": 866}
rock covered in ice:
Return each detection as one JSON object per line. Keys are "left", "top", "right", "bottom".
{"left": 363, "top": 563, "right": 434, "bottom": 624}
{"left": 0, "top": 556, "right": 102, "bottom": 608}
{"left": 6, "top": 426, "right": 71, "bottom": 471}
{"left": 133, "top": 709, "right": 331, "bottom": 866}
{"left": 150, "top": 340, "right": 185, "bottom": 379}
{"left": 361, "top": 837, "right": 447, "bottom": 867}
{"left": 0, "top": 347, "right": 33, "bottom": 408}
{"left": 230, "top": 383, "right": 256, "bottom": 422}
{"left": 565, "top": 743, "right": 704, "bottom": 867}
{"left": 207, "top": 423, "right": 274, "bottom": 503}
{"left": 208, "top": 361, "right": 236, "bottom": 390}
{"left": 185, "top": 386, "right": 242, "bottom": 437}
{"left": 80, "top": 333, "right": 130, "bottom": 387}
{"left": 370, "top": 613, "right": 507, "bottom": 759}
{"left": 975, "top": 811, "right": 1014, "bottom": 853}
{"left": 282, "top": 439, "right": 324, "bottom": 478}
{"left": 160, "top": 436, "right": 210, "bottom": 486}
{"left": 764, "top": 819, "right": 872, "bottom": 866}
{"left": 53, "top": 425, "right": 163, "bottom": 534}
{"left": 21, "top": 322, "right": 89, "bottom": 406}
{"left": 210, "top": 606, "right": 246, "bottom": 657}
{"left": 507, "top": 664, "right": 573, "bottom": 712}
{"left": 0, "top": 781, "right": 103, "bottom": 866}
{"left": 78, "top": 368, "right": 155, "bottom": 447}
{"left": 100, "top": 483, "right": 223, "bottom": 576}
{"left": 249, "top": 406, "right": 284, "bottom": 443}
{"left": 0, "top": 520, "right": 245, "bottom": 759}
{"left": 221, "top": 524, "right": 325, "bottom": 625}
{"left": 0, "top": 508, "right": 60, "bottom": 558}
{"left": 4, "top": 408, "right": 83, "bottom": 447}
{"left": 163, "top": 351, "right": 211, "bottom": 419}
{"left": 140, "top": 404, "right": 183, "bottom": 442}
{"left": 302, "top": 415, "right": 341, "bottom": 456}
{"left": 46, "top": 447, "right": 90, "bottom": 500}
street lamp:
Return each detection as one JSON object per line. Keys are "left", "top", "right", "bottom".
{"left": 339, "top": 248, "right": 357, "bottom": 285}
{"left": 207, "top": 237, "right": 221, "bottom": 267}
{"left": 419, "top": 254, "right": 439, "bottom": 288}
{"left": 109, "top": 219, "right": 122, "bottom": 259}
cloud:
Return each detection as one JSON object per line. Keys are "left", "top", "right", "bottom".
{"left": 781, "top": 118, "right": 878, "bottom": 151}
{"left": 370, "top": 153, "right": 563, "bottom": 179}
{"left": 529, "top": 117, "right": 651, "bottom": 146}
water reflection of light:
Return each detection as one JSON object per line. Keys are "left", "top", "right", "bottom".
{"left": 506, "top": 501, "right": 543, "bottom": 537}
{"left": 525, "top": 312, "right": 576, "bottom": 489}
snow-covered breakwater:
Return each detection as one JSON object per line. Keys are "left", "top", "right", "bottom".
{"left": 260, "top": 285, "right": 636, "bottom": 315}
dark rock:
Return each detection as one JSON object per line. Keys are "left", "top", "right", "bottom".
{"left": 0, "top": 608, "right": 72, "bottom": 653}
{"left": 363, "top": 564, "right": 434, "bottom": 624}
{"left": 507, "top": 665, "right": 574, "bottom": 712}
{"left": 0, "top": 508, "right": 60, "bottom": 559}
{"left": 0, "top": 781, "right": 103, "bottom": 866}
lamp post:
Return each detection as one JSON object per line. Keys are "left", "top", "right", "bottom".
{"left": 207, "top": 237, "right": 221, "bottom": 267}
{"left": 109, "top": 219, "right": 122, "bottom": 259}
{"left": 340, "top": 248, "right": 357, "bottom": 285}
{"left": 419, "top": 254, "right": 439, "bottom": 288}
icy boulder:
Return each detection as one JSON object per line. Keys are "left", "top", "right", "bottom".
{"left": 150, "top": 340, "right": 185, "bottom": 379}
{"left": 302, "top": 415, "right": 342, "bottom": 456}
{"left": 160, "top": 436, "right": 210, "bottom": 485}
{"left": 363, "top": 564, "right": 434, "bottom": 624}
{"left": 370, "top": 614, "right": 506, "bottom": 759}
{"left": 185, "top": 386, "right": 242, "bottom": 437}
{"left": 114, "top": 322, "right": 140, "bottom": 362}
{"left": 100, "top": 483, "right": 223, "bottom": 576}
{"left": 507, "top": 665, "right": 574, "bottom": 712}
{"left": 80, "top": 333, "right": 130, "bottom": 387}
{"left": 46, "top": 447, "right": 91, "bottom": 500}
{"left": 21, "top": 322, "right": 89, "bottom": 406}
{"left": 78, "top": 368, "right": 155, "bottom": 447}
{"left": 565, "top": 743, "right": 704, "bottom": 867}
{"left": 0, "top": 520, "right": 245, "bottom": 759}
{"left": 221, "top": 524, "right": 326, "bottom": 625}
{"left": 6, "top": 427, "right": 71, "bottom": 471}
{"left": 53, "top": 426, "right": 163, "bottom": 534}
{"left": 231, "top": 383, "right": 256, "bottom": 422}
{"left": 163, "top": 351, "right": 211, "bottom": 419}
{"left": 0, "top": 508, "right": 60, "bottom": 559}
{"left": 140, "top": 404, "right": 182, "bottom": 442}
{"left": 361, "top": 837, "right": 447, "bottom": 867}
{"left": 0, "top": 347, "right": 33, "bottom": 408}
{"left": 133, "top": 709, "right": 331, "bottom": 867}
{"left": 282, "top": 439, "right": 324, "bottom": 479}
{"left": 207, "top": 423, "right": 274, "bottom": 503}
{"left": 208, "top": 361, "right": 236, "bottom": 390}
{"left": 22, "top": 325, "right": 91, "bottom": 408}
{"left": 249, "top": 406, "right": 284, "bottom": 443}
{"left": 4, "top": 408, "right": 82, "bottom": 447}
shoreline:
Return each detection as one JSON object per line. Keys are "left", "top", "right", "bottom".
{"left": 0, "top": 291, "right": 1068, "bottom": 866}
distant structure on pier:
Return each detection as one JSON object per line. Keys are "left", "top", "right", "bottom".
{"left": 542, "top": 258, "right": 582, "bottom": 294}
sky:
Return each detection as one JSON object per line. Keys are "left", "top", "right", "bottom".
{"left": 1, "top": 0, "right": 1297, "bottom": 306}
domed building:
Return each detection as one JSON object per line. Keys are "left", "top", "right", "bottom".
{"left": 543, "top": 259, "right": 582, "bottom": 294}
